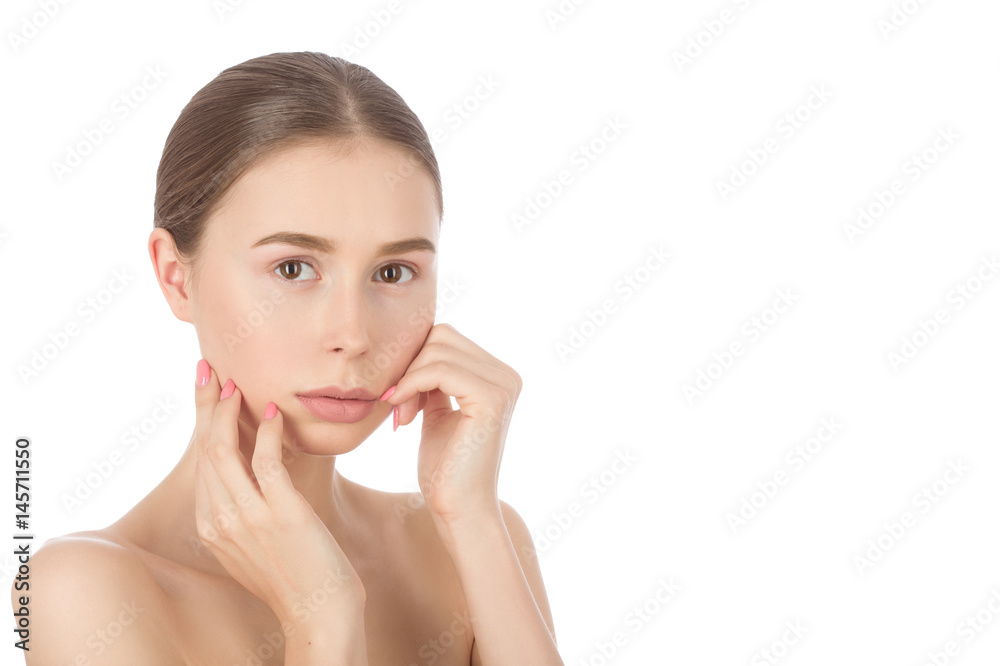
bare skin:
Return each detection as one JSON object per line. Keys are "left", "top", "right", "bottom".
{"left": 15, "top": 138, "right": 561, "bottom": 665}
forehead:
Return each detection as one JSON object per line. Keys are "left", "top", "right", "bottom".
{"left": 205, "top": 137, "right": 440, "bottom": 248}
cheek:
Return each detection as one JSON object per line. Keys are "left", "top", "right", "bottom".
{"left": 372, "top": 299, "right": 435, "bottom": 377}
{"left": 197, "top": 277, "right": 291, "bottom": 373}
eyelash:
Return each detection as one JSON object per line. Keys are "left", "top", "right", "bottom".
{"left": 272, "top": 259, "right": 420, "bottom": 285}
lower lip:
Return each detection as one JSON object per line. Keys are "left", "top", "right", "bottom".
{"left": 295, "top": 396, "right": 376, "bottom": 423}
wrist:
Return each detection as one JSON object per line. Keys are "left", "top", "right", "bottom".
{"left": 430, "top": 496, "right": 502, "bottom": 528}
{"left": 432, "top": 503, "right": 505, "bottom": 549}
{"left": 284, "top": 608, "right": 368, "bottom": 664}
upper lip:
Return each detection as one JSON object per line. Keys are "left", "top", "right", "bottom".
{"left": 296, "top": 385, "right": 378, "bottom": 401}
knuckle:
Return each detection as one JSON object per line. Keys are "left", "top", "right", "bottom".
{"left": 196, "top": 520, "right": 219, "bottom": 543}
{"left": 214, "top": 514, "right": 239, "bottom": 539}
{"left": 252, "top": 457, "right": 281, "bottom": 484}
{"left": 207, "top": 442, "right": 227, "bottom": 464}
{"left": 194, "top": 391, "right": 217, "bottom": 410}
{"left": 430, "top": 359, "right": 452, "bottom": 373}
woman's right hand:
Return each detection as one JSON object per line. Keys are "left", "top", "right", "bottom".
{"left": 192, "top": 358, "right": 368, "bottom": 658}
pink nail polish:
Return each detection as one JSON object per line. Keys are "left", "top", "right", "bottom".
{"left": 380, "top": 385, "right": 396, "bottom": 401}
{"left": 264, "top": 402, "right": 277, "bottom": 419}
{"left": 220, "top": 379, "right": 235, "bottom": 400}
{"left": 393, "top": 405, "right": 399, "bottom": 432}
{"left": 196, "top": 359, "right": 210, "bottom": 388}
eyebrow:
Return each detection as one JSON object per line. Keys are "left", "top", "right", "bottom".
{"left": 251, "top": 232, "right": 436, "bottom": 256}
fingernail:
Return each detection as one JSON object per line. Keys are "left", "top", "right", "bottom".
{"left": 393, "top": 405, "right": 399, "bottom": 432}
{"left": 220, "top": 379, "right": 235, "bottom": 400}
{"left": 196, "top": 359, "right": 210, "bottom": 388}
{"left": 264, "top": 401, "right": 277, "bottom": 419}
{"left": 380, "top": 385, "right": 397, "bottom": 401}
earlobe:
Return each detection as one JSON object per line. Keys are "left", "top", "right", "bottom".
{"left": 148, "top": 228, "right": 193, "bottom": 323}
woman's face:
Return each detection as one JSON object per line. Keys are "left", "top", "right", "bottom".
{"left": 183, "top": 137, "right": 439, "bottom": 454}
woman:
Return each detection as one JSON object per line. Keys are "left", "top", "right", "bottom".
{"left": 17, "top": 51, "right": 562, "bottom": 665}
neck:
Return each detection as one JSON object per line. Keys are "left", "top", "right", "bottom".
{"left": 119, "top": 421, "right": 353, "bottom": 578}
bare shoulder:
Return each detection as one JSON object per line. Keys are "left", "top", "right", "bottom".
{"left": 352, "top": 482, "right": 557, "bottom": 638}
{"left": 13, "top": 531, "right": 182, "bottom": 665}
{"left": 495, "top": 499, "right": 558, "bottom": 641}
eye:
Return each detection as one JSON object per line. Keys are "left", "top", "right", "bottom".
{"left": 274, "top": 260, "right": 318, "bottom": 282}
{"left": 375, "top": 263, "right": 416, "bottom": 284}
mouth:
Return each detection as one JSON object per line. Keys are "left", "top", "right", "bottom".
{"left": 296, "top": 385, "right": 378, "bottom": 401}
{"left": 294, "top": 385, "right": 381, "bottom": 424}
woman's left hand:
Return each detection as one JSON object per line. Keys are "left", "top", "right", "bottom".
{"left": 380, "top": 323, "right": 522, "bottom": 527}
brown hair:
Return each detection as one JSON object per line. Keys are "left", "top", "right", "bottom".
{"left": 153, "top": 51, "right": 442, "bottom": 277}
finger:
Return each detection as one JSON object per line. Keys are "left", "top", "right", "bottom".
{"left": 207, "top": 382, "right": 261, "bottom": 510}
{"left": 421, "top": 323, "right": 494, "bottom": 361}
{"left": 390, "top": 347, "right": 516, "bottom": 426}
{"left": 194, "top": 360, "right": 246, "bottom": 541}
{"left": 193, "top": 456, "right": 244, "bottom": 557}
{"left": 395, "top": 360, "right": 509, "bottom": 427}
{"left": 194, "top": 359, "right": 223, "bottom": 457}
{"left": 422, "top": 324, "right": 521, "bottom": 387}
{"left": 251, "top": 403, "right": 303, "bottom": 514}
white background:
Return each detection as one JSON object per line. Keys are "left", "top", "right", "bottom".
{"left": 3, "top": 0, "right": 1000, "bottom": 664}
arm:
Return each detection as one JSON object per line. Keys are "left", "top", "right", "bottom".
{"left": 193, "top": 360, "right": 368, "bottom": 664}
{"left": 380, "top": 323, "right": 563, "bottom": 664}
{"left": 436, "top": 501, "right": 562, "bottom": 666}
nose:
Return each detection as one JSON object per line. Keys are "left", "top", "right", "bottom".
{"left": 317, "top": 277, "right": 372, "bottom": 356}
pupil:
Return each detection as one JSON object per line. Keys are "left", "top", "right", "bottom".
{"left": 384, "top": 266, "right": 398, "bottom": 282}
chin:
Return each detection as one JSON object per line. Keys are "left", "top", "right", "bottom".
{"left": 280, "top": 413, "right": 386, "bottom": 457}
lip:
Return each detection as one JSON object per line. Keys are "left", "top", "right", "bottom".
{"left": 296, "top": 395, "right": 377, "bottom": 423}
{"left": 297, "top": 385, "right": 378, "bottom": 401}
{"left": 295, "top": 385, "right": 379, "bottom": 424}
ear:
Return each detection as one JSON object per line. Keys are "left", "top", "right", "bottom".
{"left": 148, "top": 228, "right": 194, "bottom": 324}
